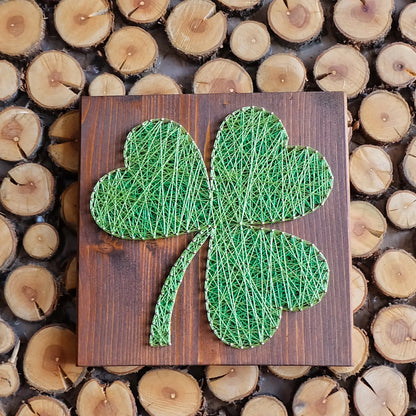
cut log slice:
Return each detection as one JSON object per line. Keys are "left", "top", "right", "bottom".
{"left": 268, "top": 365, "right": 311, "bottom": 380}
{"left": 206, "top": 365, "right": 259, "bottom": 402}
{"left": 329, "top": 327, "right": 369, "bottom": 378}
{"left": 129, "top": 74, "right": 182, "bottom": 95}
{"left": 314, "top": 44, "right": 369, "bottom": 99}
{"left": 138, "top": 369, "right": 202, "bottom": 416}
{"left": 373, "top": 249, "right": 416, "bottom": 298}
{"left": 399, "top": 3, "right": 416, "bottom": 44}
{"left": 60, "top": 182, "right": 79, "bottom": 231}
{"left": 54, "top": 0, "right": 113, "bottom": 48}
{"left": 257, "top": 53, "right": 306, "bottom": 92}
{"left": 0, "top": 163, "right": 55, "bottom": 217}
{"left": 230, "top": 21, "right": 270, "bottom": 62}
{"left": 217, "top": 0, "right": 261, "bottom": 12}
{"left": 104, "top": 365, "right": 143, "bottom": 375}
{"left": 0, "top": 362, "right": 20, "bottom": 397}
{"left": 116, "top": 0, "right": 169, "bottom": 24}
{"left": 166, "top": 0, "right": 227, "bottom": 59}
{"left": 48, "top": 110, "right": 80, "bottom": 173}
{"left": 23, "top": 325, "right": 86, "bottom": 393}
{"left": 349, "top": 145, "right": 393, "bottom": 195}
{"left": 0, "top": 60, "right": 19, "bottom": 101}
{"left": 386, "top": 190, "right": 416, "bottom": 229}
{"left": 23, "top": 223, "right": 59, "bottom": 259}
{"left": 0, "top": 106, "right": 41, "bottom": 162}
{"left": 333, "top": 0, "right": 394, "bottom": 44}
{"left": 193, "top": 58, "right": 253, "bottom": 94}
{"left": 376, "top": 42, "right": 416, "bottom": 88}
{"left": 350, "top": 201, "right": 387, "bottom": 258}
{"left": 354, "top": 366, "right": 409, "bottom": 416}
{"left": 371, "top": 304, "right": 416, "bottom": 363}
{"left": 26, "top": 50, "right": 85, "bottom": 109}
{"left": 293, "top": 376, "right": 349, "bottom": 416}
{"left": 359, "top": 91, "right": 411, "bottom": 144}
{"left": 64, "top": 256, "right": 77, "bottom": 291}
{"left": 105, "top": 26, "right": 158, "bottom": 76}
{"left": 89, "top": 73, "right": 125, "bottom": 96}
{"left": 16, "top": 396, "right": 70, "bottom": 416}
{"left": 77, "top": 379, "right": 137, "bottom": 416}
{"left": 351, "top": 266, "right": 367, "bottom": 313}
{"left": 242, "top": 395, "right": 288, "bottom": 416}
{"left": 0, "top": 214, "right": 17, "bottom": 271}
{"left": 0, "top": 0, "right": 44, "bottom": 56}
{"left": 0, "top": 319, "right": 15, "bottom": 354}
{"left": 268, "top": 0, "right": 324, "bottom": 44}
{"left": 4, "top": 264, "right": 57, "bottom": 321}
{"left": 403, "top": 137, "right": 416, "bottom": 188}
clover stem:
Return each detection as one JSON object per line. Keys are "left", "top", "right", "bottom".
{"left": 150, "top": 228, "right": 210, "bottom": 346}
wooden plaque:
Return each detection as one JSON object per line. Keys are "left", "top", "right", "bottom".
{"left": 78, "top": 92, "right": 351, "bottom": 366}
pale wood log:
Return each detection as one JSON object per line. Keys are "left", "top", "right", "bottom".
{"left": 351, "top": 265, "right": 367, "bottom": 313}
{"left": 399, "top": 3, "right": 416, "bottom": 44}
{"left": 89, "top": 73, "right": 126, "bottom": 96}
{"left": 16, "top": 396, "right": 71, "bottom": 416}
{"left": 386, "top": 190, "right": 416, "bottom": 229}
{"left": 0, "top": 60, "right": 19, "bottom": 101}
{"left": 0, "top": 318, "right": 15, "bottom": 354}
{"left": 403, "top": 137, "right": 416, "bottom": 188}
{"left": 0, "top": 214, "right": 17, "bottom": 271}
{"left": 268, "top": 365, "right": 310, "bottom": 380}
{"left": 60, "top": 182, "right": 79, "bottom": 231}
{"left": 23, "top": 223, "right": 59, "bottom": 259}
{"left": 346, "top": 110, "right": 353, "bottom": 141}
{"left": 217, "top": 0, "right": 261, "bottom": 12}
{"left": 371, "top": 304, "right": 416, "bottom": 363}
{"left": 242, "top": 395, "right": 288, "bottom": 416}
{"left": 105, "top": 365, "right": 143, "bottom": 375}
{"left": 0, "top": 362, "right": 19, "bottom": 397}
{"left": 116, "top": 0, "right": 169, "bottom": 24}
{"left": 206, "top": 366, "right": 258, "bottom": 402}
{"left": 138, "top": 369, "right": 201, "bottom": 416}
{"left": 0, "top": 106, "right": 41, "bottom": 162}
{"left": 129, "top": 74, "right": 182, "bottom": 95}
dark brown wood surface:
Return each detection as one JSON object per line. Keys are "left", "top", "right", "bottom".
{"left": 78, "top": 92, "right": 351, "bottom": 366}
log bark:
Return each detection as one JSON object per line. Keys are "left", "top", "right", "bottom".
{"left": 268, "top": 365, "right": 310, "bottom": 380}
{"left": 242, "top": 395, "right": 288, "bottom": 416}
{"left": 359, "top": 91, "right": 411, "bottom": 143}
{"left": 0, "top": 106, "right": 41, "bottom": 162}
{"left": 23, "top": 222, "right": 59, "bottom": 259}
{"left": 371, "top": 304, "right": 416, "bottom": 363}
{"left": 0, "top": 60, "right": 19, "bottom": 102}
{"left": 329, "top": 326, "right": 369, "bottom": 378}
{"left": 351, "top": 265, "right": 367, "bottom": 313}
{"left": 0, "top": 214, "right": 17, "bottom": 271}
{"left": 0, "top": 163, "right": 55, "bottom": 216}
{"left": 166, "top": 0, "right": 227, "bottom": 59}
{"left": 60, "top": 182, "right": 79, "bottom": 231}
{"left": 4, "top": 264, "right": 57, "bottom": 321}
{"left": 129, "top": 74, "right": 182, "bottom": 95}
{"left": 105, "top": 26, "right": 158, "bottom": 76}
{"left": 48, "top": 110, "right": 80, "bottom": 173}
{"left": 77, "top": 379, "right": 137, "bottom": 416}
{"left": 376, "top": 42, "right": 416, "bottom": 88}
{"left": 54, "top": 0, "right": 113, "bottom": 48}
{"left": 230, "top": 21, "right": 270, "bottom": 62}
{"left": 403, "top": 137, "right": 416, "bottom": 189}
{"left": 26, "top": 50, "right": 85, "bottom": 109}
{"left": 23, "top": 325, "right": 86, "bottom": 393}
{"left": 292, "top": 376, "right": 349, "bottom": 416}
{"left": 104, "top": 365, "right": 143, "bottom": 375}
{"left": 0, "top": 318, "right": 15, "bottom": 354}
{"left": 89, "top": 73, "right": 126, "bottom": 96}
{"left": 138, "top": 369, "right": 201, "bottom": 416}
{"left": 64, "top": 256, "right": 77, "bottom": 291}
{"left": 386, "top": 190, "right": 416, "bottom": 229}
{"left": 116, "top": 0, "right": 169, "bottom": 24}
{"left": 16, "top": 396, "right": 71, "bottom": 416}
{"left": 354, "top": 366, "right": 409, "bottom": 416}
{"left": 268, "top": 0, "right": 324, "bottom": 45}
{"left": 0, "top": 0, "right": 44, "bottom": 56}
{"left": 314, "top": 44, "right": 369, "bottom": 99}
{"left": 257, "top": 53, "right": 306, "bottom": 92}
{"left": 350, "top": 201, "right": 387, "bottom": 258}
{"left": 206, "top": 366, "right": 259, "bottom": 402}
{"left": 399, "top": 3, "right": 416, "bottom": 44}
{"left": 349, "top": 145, "right": 393, "bottom": 195}
{"left": 373, "top": 249, "right": 416, "bottom": 298}
{"left": 333, "top": 0, "right": 394, "bottom": 45}
{"left": 193, "top": 58, "right": 253, "bottom": 94}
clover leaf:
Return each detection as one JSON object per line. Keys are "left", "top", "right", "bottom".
{"left": 90, "top": 107, "right": 333, "bottom": 349}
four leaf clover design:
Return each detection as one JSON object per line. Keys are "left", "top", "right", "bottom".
{"left": 90, "top": 106, "right": 333, "bottom": 349}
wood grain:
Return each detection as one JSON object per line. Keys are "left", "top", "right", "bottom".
{"left": 78, "top": 92, "right": 351, "bottom": 366}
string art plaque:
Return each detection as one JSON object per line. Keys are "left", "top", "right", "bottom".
{"left": 78, "top": 92, "right": 351, "bottom": 366}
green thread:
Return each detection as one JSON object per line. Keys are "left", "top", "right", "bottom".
{"left": 90, "top": 106, "right": 334, "bottom": 349}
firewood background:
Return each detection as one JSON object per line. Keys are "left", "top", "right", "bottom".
{"left": 0, "top": 0, "right": 416, "bottom": 415}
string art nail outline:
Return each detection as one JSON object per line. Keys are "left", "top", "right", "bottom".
{"left": 90, "top": 106, "right": 334, "bottom": 349}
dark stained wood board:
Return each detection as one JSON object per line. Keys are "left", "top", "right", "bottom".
{"left": 78, "top": 92, "right": 351, "bottom": 366}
